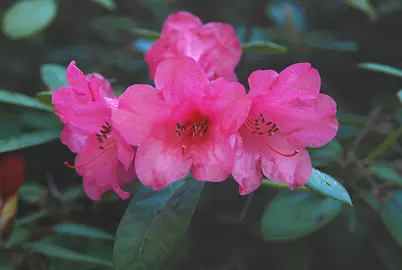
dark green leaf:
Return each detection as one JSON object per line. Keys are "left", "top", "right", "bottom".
{"left": 19, "top": 183, "right": 47, "bottom": 204}
{"left": 4, "top": 227, "right": 31, "bottom": 248}
{"left": 242, "top": 41, "right": 288, "bottom": 54}
{"left": 397, "top": 89, "right": 402, "bottom": 103}
{"left": 25, "top": 242, "right": 113, "bottom": 267}
{"left": 372, "top": 226, "right": 402, "bottom": 270}
{"left": 380, "top": 190, "right": 402, "bottom": 247}
{"left": 0, "top": 130, "right": 60, "bottom": 153}
{"left": 90, "top": 0, "right": 116, "bottom": 10}
{"left": 310, "top": 140, "right": 343, "bottom": 166}
{"left": 357, "top": 63, "right": 402, "bottom": 78}
{"left": 260, "top": 190, "right": 344, "bottom": 241}
{"left": 131, "top": 28, "right": 160, "bottom": 40}
{"left": 370, "top": 165, "right": 402, "bottom": 185}
{"left": 306, "top": 168, "right": 352, "bottom": 206}
{"left": 306, "top": 33, "right": 358, "bottom": 52}
{"left": 113, "top": 178, "right": 204, "bottom": 270}
{"left": 1, "top": 0, "right": 57, "bottom": 40}
{"left": 53, "top": 223, "right": 114, "bottom": 241}
{"left": 15, "top": 211, "right": 47, "bottom": 226}
{"left": 336, "top": 112, "right": 366, "bottom": 126}
{"left": 40, "top": 64, "right": 68, "bottom": 91}
{"left": 0, "top": 89, "right": 54, "bottom": 111}
{"left": 344, "top": 0, "right": 377, "bottom": 20}
{"left": 337, "top": 125, "right": 359, "bottom": 139}
{"left": 63, "top": 185, "right": 84, "bottom": 200}
{"left": 36, "top": 91, "right": 53, "bottom": 106}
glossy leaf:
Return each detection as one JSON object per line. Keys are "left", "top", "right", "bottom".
{"left": 242, "top": 41, "right": 288, "bottom": 54}
{"left": 53, "top": 223, "right": 114, "bottom": 241}
{"left": 19, "top": 183, "right": 47, "bottom": 204}
{"left": 1, "top": 0, "right": 57, "bottom": 40}
{"left": 380, "top": 190, "right": 402, "bottom": 247}
{"left": 306, "top": 168, "right": 352, "bottom": 206}
{"left": 370, "top": 165, "right": 402, "bottom": 185}
{"left": 90, "top": 0, "right": 116, "bottom": 10}
{"left": 357, "top": 63, "right": 402, "bottom": 78}
{"left": 260, "top": 190, "right": 344, "bottom": 241}
{"left": 113, "top": 178, "right": 204, "bottom": 270}
{"left": 0, "top": 89, "right": 54, "bottom": 112}
{"left": 40, "top": 64, "right": 68, "bottom": 91}
{"left": 344, "top": 0, "right": 377, "bottom": 20}
{"left": 25, "top": 242, "right": 113, "bottom": 267}
{"left": 131, "top": 28, "right": 160, "bottom": 40}
{"left": 0, "top": 130, "right": 60, "bottom": 154}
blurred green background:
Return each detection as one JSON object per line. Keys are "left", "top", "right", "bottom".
{"left": 1, "top": 0, "right": 402, "bottom": 269}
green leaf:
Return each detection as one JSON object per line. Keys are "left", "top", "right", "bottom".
{"left": 372, "top": 226, "right": 402, "bottom": 270}
{"left": 397, "top": 89, "right": 402, "bottom": 103}
{"left": 35, "top": 91, "right": 53, "bottom": 106}
{"left": 15, "top": 211, "right": 47, "bottom": 226}
{"left": 40, "top": 64, "right": 68, "bottom": 91}
{"left": 242, "top": 41, "right": 288, "bottom": 54}
{"left": 380, "top": 190, "right": 402, "bottom": 247}
{"left": 131, "top": 28, "right": 160, "bottom": 40}
{"left": 4, "top": 227, "right": 31, "bottom": 248}
{"left": 370, "top": 165, "right": 402, "bottom": 185}
{"left": 306, "top": 33, "right": 358, "bottom": 52}
{"left": 25, "top": 242, "right": 113, "bottom": 267}
{"left": 310, "top": 140, "right": 344, "bottom": 166}
{"left": 306, "top": 168, "right": 352, "bottom": 206}
{"left": 357, "top": 63, "right": 402, "bottom": 78}
{"left": 19, "top": 183, "right": 47, "bottom": 204}
{"left": 344, "top": 0, "right": 377, "bottom": 20}
{"left": 0, "top": 89, "right": 54, "bottom": 112}
{"left": 113, "top": 178, "right": 204, "bottom": 270}
{"left": 90, "top": 0, "right": 116, "bottom": 10}
{"left": 53, "top": 223, "right": 114, "bottom": 241}
{"left": 260, "top": 190, "right": 344, "bottom": 241}
{"left": 1, "top": 0, "right": 57, "bottom": 40}
{"left": 63, "top": 185, "right": 84, "bottom": 200}
{"left": 0, "top": 130, "right": 60, "bottom": 153}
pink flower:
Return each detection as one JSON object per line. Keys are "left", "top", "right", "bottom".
{"left": 145, "top": 11, "right": 242, "bottom": 81}
{"left": 52, "top": 61, "right": 136, "bottom": 200}
{"left": 112, "top": 56, "right": 250, "bottom": 190}
{"left": 232, "top": 63, "right": 339, "bottom": 195}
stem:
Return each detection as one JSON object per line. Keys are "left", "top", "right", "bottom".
{"left": 261, "top": 179, "right": 310, "bottom": 191}
{"left": 365, "top": 126, "right": 402, "bottom": 161}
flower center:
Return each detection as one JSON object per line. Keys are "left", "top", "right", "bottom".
{"left": 243, "top": 113, "right": 299, "bottom": 157}
{"left": 174, "top": 118, "right": 209, "bottom": 156}
{"left": 64, "top": 122, "right": 114, "bottom": 168}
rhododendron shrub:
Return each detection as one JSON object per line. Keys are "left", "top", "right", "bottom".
{"left": 51, "top": 13, "right": 338, "bottom": 201}
{"left": 145, "top": 11, "right": 242, "bottom": 81}
{"left": 52, "top": 61, "right": 136, "bottom": 200}
{"left": 112, "top": 56, "right": 251, "bottom": 190}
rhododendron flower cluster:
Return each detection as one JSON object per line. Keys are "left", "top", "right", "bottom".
{"left": 52, "top": 11, "right": 338, "bottom": 200}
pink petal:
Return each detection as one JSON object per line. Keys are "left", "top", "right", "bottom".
{"left": 224, "top": 72, "right": 239, "bottom": 82}
{"left": 114, "top": 130, "right": 135, "bottom": 170}
{"left": 154, "top": 57, "right": 209, "bottom": 104}
{"left": 60, "top": 124, "right": 88, "bottom": 153}
{"left": 272, "top": 63, "right": 321, "bottom": 99}
{"left": 190, "top": 134, "right": 234, "bottom": 182}
{"left": 86, "top": 73, "right": 115, "bottom": 99}
{"left": 231, "top": 134, "right": 263, "bottom": 195}
{"left": 52, "top": 86, "right": 110, "bottom": 133}
{"left": 162, "top": 11, "right": 203, "bottom": 33}
{"left": 248, "top": 70, "right": 279, "bottom": 97}
{"left": 255, "top": 93, "right": 338, "bottom": 148}
{"left": 135, "top": 138, "right": 193, "bottom": 190}
{"left": 66, "top": 61, "right": 88, "bottom": 90}
{"left": 75, "top": 136, "right": 132, "bottom": 200}
{"left": 261, "top": 148, "right": 312, "bottom": 189}
{"left": 198, "top": 22, "right": 242, "bottom": 79}
{"left": 112, "top": 84, "right": 169, "bottom": 146}
{"left": 209, "top": 78, "right": 251, "bottom": 134}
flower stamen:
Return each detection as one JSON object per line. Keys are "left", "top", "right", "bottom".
{"left": 243, "top": 113, "right": 299, "bottom": 157}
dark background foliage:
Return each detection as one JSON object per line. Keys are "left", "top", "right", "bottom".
{"left": 1, "top": 0, "right": 402, "bottom": 270}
